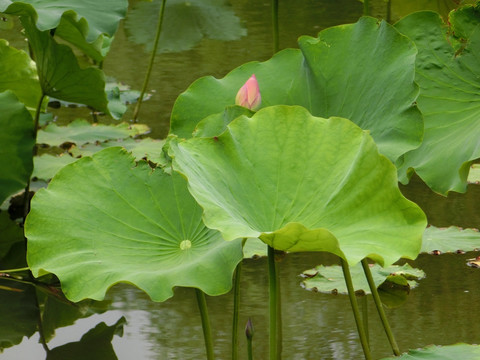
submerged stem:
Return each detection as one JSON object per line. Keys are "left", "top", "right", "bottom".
{"left": 361, "top": 295, "right": 369, "bottom": 346}
{"left": 361, "top": 259, "right": 400, "bottom": 356}
{"left": 232, "top": 259, "right": 243, "bottom": 360}
{"left": 268, "top": 246, "right": 278, "bottom": 360}
{"left": 132, "top": 0, "right": 167, "bottom": 122}
{"left": 271, "top": 0, "right": 279, "bottom": 54}
{"left": 340, "top": 258, "right": 372, "bottom": 360}
{"left": 195, "top": 289, "right": 215, "bottom": 360}
{"left": 363, "top": 0, "right": 370, "bottom": 16}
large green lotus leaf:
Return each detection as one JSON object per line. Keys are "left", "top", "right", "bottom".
{"left": 124, "top": 0, "right": 246, "bottom": 54}
{"left": 0, "top": 91, "right": 35, "bottom": 205}
{"left": 36, "top": 119, "right": 149, "bottom": 147}
{"left": 301, "top": 263, "right": 425, "bottom": 295}
{"left": 25, "top": 147, "right": 243, "bottom": 302}
{"left": 0, "top": 0, "right": 127, "bottom": 42}
{"left": 381, "top": 343, "right": 480, "bottom": 359}
{"left": 170, "top": 17, "right": 422, "bottom": 163}
{"left": 20, "top": 15, "right": 109, "bottom": 113}
{"left": 422, "top": 226, "right": 480, "bottom": 254}
{"left": 46, "top": 317, "right": 125, "bottom": 360}
{"left": 0, "top": 212, "right": 23, "bottom": 259}
{"left": 170, "top": 106, "right": 427, "bottom": 266}
{"left": 395, "top": 8, "right": 480, "bottom": 194}
{"left": 0, "top": 39, "right": 42, "bottom": 110}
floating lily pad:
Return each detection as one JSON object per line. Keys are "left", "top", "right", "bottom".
{"left": 125, "top": 0, "right": 246, "bottom": 54}
{"left": 395, "top": 7, "right": 480, "bottom": 194}
{"left": 69, "top": 137, "right": 164, "bottom": 162}
{"left": 422, "top": 226, "right": 480, "bottom": 254}
{"left": 69, "top": 138, "right": 165, "bottom": 165}
{"left": 170, "top": 16, "right": 422, "bottom": 164}
{"left": 302, "top": 263, "right": 424, "bottom": 295}
{"left": 381, "top": 343, "right": 480, "bottom": 359}
{"left": 467, "top": 164, "right": 480, "bottom": 184}
{"left": 25, "top": 147, "right": 243, "bottom": 302}
{"left": 243, "top": 238, "right": 268, "bottom": 259}
{"left": 32, "top": 154, "right": 78, "bottom": 181}
{"left": 46, "top": 317, "right": 125, "bottom": 360}
{"left": 170, "top": 106, "right": 426, "bottom": 266}
{"left": 0, "top": 39, "right": 42, "bottom": 111}
{"left": 0, "top": 91, "right": 35, "bottom": 205}
{"left": 36, "top": 119, "right": 149, "bottom": 147}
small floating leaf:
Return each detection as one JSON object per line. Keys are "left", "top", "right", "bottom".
{"left": 381, "top": 343, "right": 480, "bottom": 359}
{"left": 421, "top": 226, "right": 480, "bottom": 254}
{"left": 301, "top": 263, "right": 424, "bottom": 295}
{"left": 33, "top": 154, "right": 78, "bottom": 181}
{"left": 37, "top": 119, "right": 150, "bottom": 147}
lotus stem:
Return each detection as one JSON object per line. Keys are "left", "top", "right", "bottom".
{"left": 0, "top": 267, "right": 30, "bottom": 273}
{"left": 132, "top": 0, "right": 167, "bottom": 122}
{"left": 361, "top": 295, "right": 369, "bottom": 345}
{"left": 340, "top": 258, "right": 372, "bottom": 360}
{"left": 271, "top": 0, "right": 279, "bottom": 53}
{"left": 23, "top": 93, "right": 46, "bottom": 222}
{"left": 195, "top": 289, "right": 215, "bottom": 360}
{"left": 386, "top": 0, "right": 391, "bottom": 23}
{"left": 268, "top": 245, "right": 278, "bottom": 360}
{"left": 363, "top": 0, "right": 370, "bottom": 16}
{"left": 232, "top": 242, "right": 245, "bottom": 360}
{"left": 361, "top": 259, "right": 400, "bottom": 356}
{"left": 246, "top": 318, "right": 254, "bottom": 360}
{"left": 34, "top": 291, "right": 50, "bottom": 354}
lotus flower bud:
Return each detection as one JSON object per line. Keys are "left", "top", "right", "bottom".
{"left": 235, "top": 74, "right": 261, "bottom": 110}
{"left": 245, "top": 318, "right": 254, "bottom": 340}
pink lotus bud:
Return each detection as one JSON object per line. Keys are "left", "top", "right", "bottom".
{"left": 235, "top": 74, "right": 261, "bottom": 110}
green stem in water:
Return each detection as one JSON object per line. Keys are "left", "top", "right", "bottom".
{"left": 195, "top": 289, "right": 215, "bottom": 360}
{"left": 23, "top": 93, "right": 46, "bottom": 222}
{"left": 361, "top": 295, "right": 369, "bottom": 346}
{"left": 132, "top": 0, "right": 167, "bottom": 122}
{"left": 361, "top": 259, "right": 400, "bottom": 356}
{"left": 363, "top": 0, "right": 370, "bottom": 16}
{"left": 232, "top": 246, "right": 245, "bottom": 360}
{"left": 246, "top": 318, "right": 254, "bottom": 360}
{"left": 271, "top": 0, "right": 279, "bottom": 53}
{"left": 386, "top": 0, "right": 391, "bottom": 23}
{"left": 34, "top": 290, "right": 50, "bottom": 354}
{"left": 268, "top": 245, "right": 278, "bottom": 360}
{"left": 340, "top": 258, "right": 372, "bottom": 360}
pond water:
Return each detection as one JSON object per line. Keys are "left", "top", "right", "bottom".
{"left": 2, "top": 0, "right": 480, "bottom": 359}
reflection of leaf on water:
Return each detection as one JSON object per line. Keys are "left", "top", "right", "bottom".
{"left": 390, "top": 0, "right": 475, "bottom": 21}
{"left": 125, "top": 0, "right": 247, "bottom": 54}
{"left": 46, "top": 317, "right": 126, "bottom": 360}
{"left": 381, "top": 343, "right": 480, "bottom": 360}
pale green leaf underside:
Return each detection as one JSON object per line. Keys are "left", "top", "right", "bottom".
{"left": 25, "top": 147, "right": 243, "bottom": 302}
{"left": 170, "top": 106, "right": 426, "bottom": 266}
{"left": 302, "top": 263, "right": 425, "bottom": 295}
{"left": 395, "top": 8, "right": 480, "bottom": 194}
{"left": 170, "top": 16, "right": 422, "bottom": 163}
{"left": 422, "top": 226, "right": 480, "bottom": 254}
{"left": 37, "top": 119, "right": 149, "bottom": 147}
{"left": 0, "top": 91, "right": 34, "bottom": 204}
{"left": 381, "top": 343, "right": 480, "bottom": 360}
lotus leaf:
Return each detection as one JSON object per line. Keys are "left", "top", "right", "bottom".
{"left": 395, "top": 8, "right": 480, "bottom": 194}
{"left": 21, "top": 16, "right": 109, "bottom": 113}
{"left": 25, "top": 147, "right": 243, "bottom": 302}
{"left": 170, "top": 106, "right": 427, "bottom": 266}
{"left": 36, "top": 119, "right": 149, "bottom": 147}
{"left": 0, "top": 91, "right": 34, "bottom": 205}
{"left": 381, "top": 343, "right": 480, "bottom": 359}
{"left": 0, "top": 0, "right": 128, "bottom": 42}
{"left": 170, "top": 17, "right": 423, "bottom": 163}
{"left": 302, "top": 263, "right": 425, "bottom": 295}
{"left": 422, "top": 226, "right": 480, "bottom": 254}
{"left": 125, "top": 0, "right": 246, "bottom": 54}
{"left": 0, "top": 39, "right": 42, "bottom": 110}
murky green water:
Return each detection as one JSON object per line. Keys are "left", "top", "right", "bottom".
{"left": 2, "top": 0, "right": 480, "bottom": 359}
